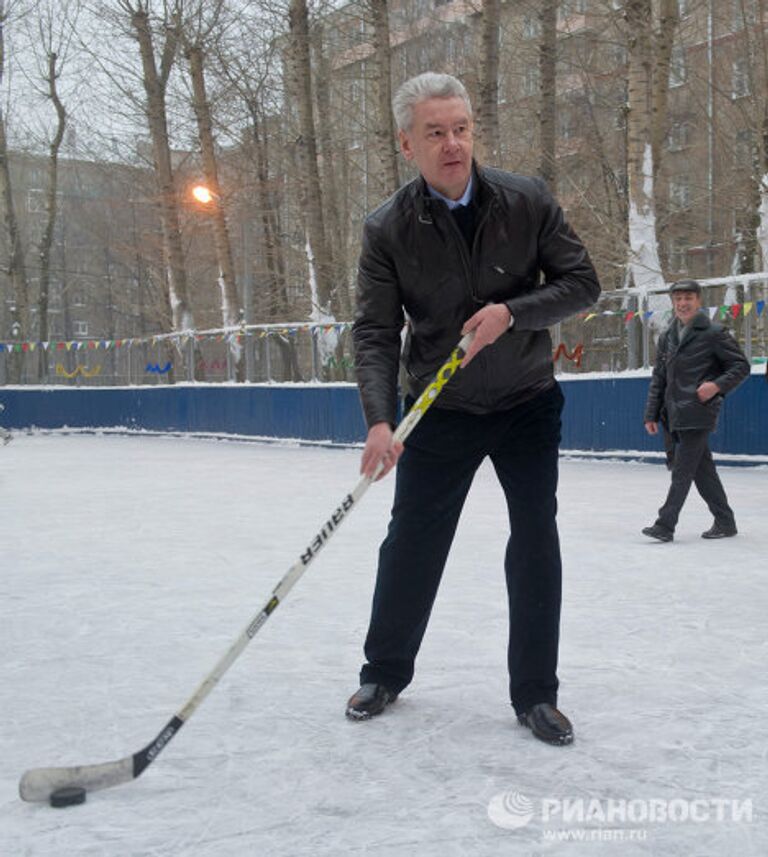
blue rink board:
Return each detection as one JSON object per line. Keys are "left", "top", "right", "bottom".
{"left": 0, "top": 375, "right": 765, "bottom": 457}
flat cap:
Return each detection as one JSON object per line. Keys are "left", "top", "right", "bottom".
{"left": 668, "top": 279, "right": 701, "bottom": 295}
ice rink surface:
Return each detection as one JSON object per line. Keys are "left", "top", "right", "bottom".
{"left": 1, "top": 433, "right": 766, "bottom": 856}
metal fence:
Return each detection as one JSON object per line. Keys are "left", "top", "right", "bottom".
{"left": 2, "top": 274, "right": 766, "bottom": 386}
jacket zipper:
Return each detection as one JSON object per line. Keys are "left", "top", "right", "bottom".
{"left": 440, "top": 198, "right": 497, "bottom": 405}
{"left": 441, "top": 198, "right": 496, "bottom": 307}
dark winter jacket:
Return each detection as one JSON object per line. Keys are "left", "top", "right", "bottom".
{"left": 352, "top": 164, "right": 601, "bottom": 428}
{"left": 644, "top": 312, "right": 750, "bottom": 432}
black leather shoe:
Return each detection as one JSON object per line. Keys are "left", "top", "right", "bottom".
{"left": 642, "top": 524, "right": 674, "bottom": 542}
{"left": 345, "top": 683, "right": 397, "bottom": 720}
{"left": 701, "top": 522, "right": 737, "bottom": 539}
{"left": 518, "top": 703, "right": 574, "bottom": 746}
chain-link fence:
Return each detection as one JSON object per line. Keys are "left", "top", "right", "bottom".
{"left": 2, "top": 275, "right": 766, "bottom": 386}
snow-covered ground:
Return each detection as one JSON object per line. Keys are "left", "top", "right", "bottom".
{"left": 1, "top": 434, "right": 766, "bottom": 856}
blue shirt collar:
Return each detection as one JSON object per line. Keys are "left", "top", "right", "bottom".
{"left": 426, "top": 173, "right": 474, "bottom": 209}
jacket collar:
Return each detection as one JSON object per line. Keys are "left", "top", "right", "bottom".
{"left": 669, "top": 310, "right": 709, "bottom": 350}
{"left": 412, "top": 161, "right": 494, "bottom": 224}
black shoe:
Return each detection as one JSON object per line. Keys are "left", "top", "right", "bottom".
{"left": 701, "top": 522, "right": 737, "bottom": 539}
{"left": 345, "top": 683, "right": 397, "bottom": 720}
{"left": 518, "top": 703, "right": 574, "bottom": 746}
{"left": 642, "top": 524, "right": 674, "bottom": 542}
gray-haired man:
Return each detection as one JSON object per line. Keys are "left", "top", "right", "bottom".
{"left": 348, "top": 72, "right": 600, "bottom": 744}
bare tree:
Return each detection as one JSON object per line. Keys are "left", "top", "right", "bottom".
{"left": 475, "top": 0, "right": 501, "bottom": 164}
{"left": 29, "top": 0, "right": 83, "bottom": 380}
{"left": 624, "top": 0, "right": 664, "bottom": 299}
{"left": 651, "top": 0, "right": 679, "bottom": 182}
{"left": 120, "top": 0, "right": 195, "bottom": 336}
{"left": 311, "top": 20, "right": 349, "bottom": 318}
{"left": 287, "top": 0, "right": 335, "bottom": 316}
{"left": 538, "top": 0, "right": 557, "bottom": 192}
{"left": 181, "top": 2, "right": 239, "bottom": 342}
{"left": 368, "top": 0, "right": 398, "bottom": 196}
{"left": 0, "top": 0, "right": 29, "bottom": 362}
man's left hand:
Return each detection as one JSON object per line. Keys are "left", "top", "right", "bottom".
{"left": 460, "top": 304, "right": 512, "bottom": 367}
{"left": 697, "top": 381, "right": 720, "bottom": 402}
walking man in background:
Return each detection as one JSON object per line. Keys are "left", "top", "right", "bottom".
{"left": 642, "top": 279, "right": 750, "bottom": 543}
{"left": 347, "top": 72, "right": 600, "bottom": 745}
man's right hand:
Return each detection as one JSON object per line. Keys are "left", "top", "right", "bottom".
{"left": 360, "top": 422, "right": 403, "bottom": 481}
{"left": 644, "top": 421, "right": 658, "bottom": 435}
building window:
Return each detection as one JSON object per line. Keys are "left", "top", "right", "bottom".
{"left": 73, "top": 320, "right": 89, "bottom": 338}
{"left": 611, "top": 44, "right": 628, "bottom": 67}
{"left": 669, "top": 237, "right": 689, "bottom": 272}
{"left": 523, "top": 66, "right": 540, "bottom": 97}
{"left": 731, "top": 0, "right": 756, "bottom": 30}
{"left": 559, "top": 110, "right": 577, "bottom": 141}
{"left": 668, "top": 120, "right": 691, "bottom": 151}
{"left": 27, "top": 189, "right": 46, "bottom": 214}
{"left": 559, "top": 0, "right": 587, "bottom": 18}
{"left": 669, "top": 45, "right": 686, "bottom": 87}
{"left": 732, "top": 58, "right": 750, "bottom": 98}
{"left": 522, "top": 14, "right": 541, "bottom": 40}
{"left": 734, "top": 129, "right": 754, "bottom": 169}
{"left": 669, "top": 175, "right": 691, "bottom": 210}
{"left": 677, "top": 0, "right": 689, "bottom": 16}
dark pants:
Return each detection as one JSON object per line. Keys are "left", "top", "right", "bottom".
{"left": 360, "top": 383, "right": 564, "bottom": 716}
{"left": 656, "top": 428, "right": 735, "bottom": 532}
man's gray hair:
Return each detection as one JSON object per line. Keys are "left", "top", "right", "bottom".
{"left": 392, "top": 72, "right": 472, "bottom": 132}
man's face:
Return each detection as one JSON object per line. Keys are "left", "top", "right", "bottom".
{"left": 399, "top": 96, "right": 473, "bottom": 201}
{"left": 672, "top": 290, "right": 702, "bottom": 324}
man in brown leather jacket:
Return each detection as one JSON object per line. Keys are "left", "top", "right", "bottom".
{"left": 642, "top": 280, "right": 750, "bottom": 543}
{"left": 346, "top": 72, "right": 600, "bottom": 745}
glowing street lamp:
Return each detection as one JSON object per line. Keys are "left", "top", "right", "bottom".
{"left": 191, "top": 184, "right": 217, "bottom": 205}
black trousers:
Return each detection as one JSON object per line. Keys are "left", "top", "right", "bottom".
{"left": 360, "top": 383, "right": 564, "bottom": 715}
{"left": 656, "top": 428, "right": 735, "bottom": 532}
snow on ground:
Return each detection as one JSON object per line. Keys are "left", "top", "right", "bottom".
{"left": 1, "top": 434, "right": 766, "bottom": 856}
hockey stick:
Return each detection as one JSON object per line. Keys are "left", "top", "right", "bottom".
{"left": 19, "top": 331, "right": 474, "bottom": 802}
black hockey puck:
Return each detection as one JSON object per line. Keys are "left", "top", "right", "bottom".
{"left": 49, "top": 786, "right": 87, "bottom": 808}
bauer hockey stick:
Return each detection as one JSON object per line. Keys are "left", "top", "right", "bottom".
{"left": 19, "top": 331, "right": 475, "bottom": 803}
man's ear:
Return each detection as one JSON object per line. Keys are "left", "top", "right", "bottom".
{"left": 399, "top": 128, "right": 414, "bottom": 161}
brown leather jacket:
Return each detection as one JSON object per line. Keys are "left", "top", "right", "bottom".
{"left": 352, "top": 164, "right": 601, "bottom": 428}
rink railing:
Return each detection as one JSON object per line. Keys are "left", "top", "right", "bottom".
{"left": 1, "top": 273, "right": 767, "bottom": 385}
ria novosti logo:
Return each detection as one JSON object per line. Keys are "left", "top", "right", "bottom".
{"left": 487, "top": 791, "right": 535, "bottom": 829}
{"left": 487, "top": 791, "right": 753, "bottom": 831}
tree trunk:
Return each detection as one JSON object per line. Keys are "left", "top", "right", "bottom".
{"left": 288, "top": 0, "right": 335, "bottom": 315}
{"left": 369, "top": 0, "right": 399, "bottom": 196}
{"left": 130, "top": 8, "right": 195, "bottom": 335}
{"left": 651, "top": 0, "right": 679, "bottom": 182}
{"left": 538, "top": 0, "right": 557, "bottom": 192}
{"left": 186, "top": 44, "right": 238, "bottom": 327}
{"left": 249, "top": 106, "right": 288, "bottom": 320}
{"left": 0, "top": 4, "right": 29, "bottom": 381}
{"left": 476, "top": 0, "right": 501, "bottom": 165}
{"left": 311, "top": 24, "right": 350, "bottom": 319}
{"left": 625, "top": 0, "right": 665, "bottom": 360}
{"left": 36, "top": 50, "right": 67, "bottom": 381}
